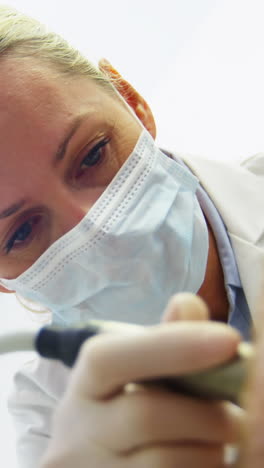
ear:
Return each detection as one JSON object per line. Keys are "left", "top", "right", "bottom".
{"left": 0, "top": 284, "right": 14, "bottom": 294}
{"left": 98, "top": 58, "right": 156, "bottom": 139}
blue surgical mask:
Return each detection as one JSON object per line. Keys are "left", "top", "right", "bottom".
{"left": 1, "top": 130, "right": 209, "bottom": 326}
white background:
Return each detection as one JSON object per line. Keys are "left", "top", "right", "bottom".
{"left": 0, "top": 1, "right": 264, "bottom": 466}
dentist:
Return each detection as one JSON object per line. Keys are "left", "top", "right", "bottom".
{"left": 0, "top": 6, "right": 262, "bottom": 468}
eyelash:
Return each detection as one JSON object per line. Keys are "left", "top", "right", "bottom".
{"left": 5, "top": 138, "right": 110, "bottom": 254}
{"left": 76, "top": 137, "right": 110, "bottom": 177}
{"left": 5, "top": 215, "right": 41, "bottom": 254}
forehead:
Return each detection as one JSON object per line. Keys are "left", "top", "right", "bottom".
{"left": 0, "top": 58, "right": 117, "bottom": 197}
{"left": 0, "top": 58, "right": 105, "bottom": 122}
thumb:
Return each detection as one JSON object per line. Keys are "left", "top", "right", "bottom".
{"left": 162, "top": 293, "right": 210, "bottom": 322}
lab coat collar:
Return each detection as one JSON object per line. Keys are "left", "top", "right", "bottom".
{"left": 177, "top": 153, "right": 264, "bottom": 321}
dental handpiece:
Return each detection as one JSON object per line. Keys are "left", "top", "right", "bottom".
{"left": 0, "top": 321, "right": 253, "bottom": 405}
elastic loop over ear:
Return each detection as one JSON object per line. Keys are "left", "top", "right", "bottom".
{"left": 15, "top": 293, "right": 52, "bottom": 323}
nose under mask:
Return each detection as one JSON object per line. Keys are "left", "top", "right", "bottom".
{"left": 0, "top": 129, "right": 209, "bottom": 326}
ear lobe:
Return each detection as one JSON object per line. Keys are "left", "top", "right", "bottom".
{"left": 98, "top": 58, "right": 156, "bottom": 138}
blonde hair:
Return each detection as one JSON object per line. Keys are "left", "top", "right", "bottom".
{"left": 0, "top": 6, "right": 120, "bottom": 321}
{"left": 0, "top": 5, "right": 113, "bottom": 89}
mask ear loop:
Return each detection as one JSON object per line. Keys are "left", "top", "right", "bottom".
{"left": 15, "top": 293, "right": 52, "bottom": 324}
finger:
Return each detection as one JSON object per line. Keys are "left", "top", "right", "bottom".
{"left": 89, "top": 391, "right": 243, "bottom": 451}
{"left": 239, "top": 301, "right": 264, "bottom": 468}
{"left": 41, "top": 442, "right": 227, "bottom": 468}
{"left": 162, "top": 293, "right": 209, "bottom": 322}
{"left": 126, "top": 444, "right": 227, "bottom": 468}
{"left": 72, "top": 321, "right": 241, "bottom": 399}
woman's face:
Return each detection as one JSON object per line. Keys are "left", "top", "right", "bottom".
{"left": 0, "top": 58, "right": 148, "bottom": 280}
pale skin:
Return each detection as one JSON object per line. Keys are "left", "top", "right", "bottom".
{"left": 0, "top": 55, "right": 244, "bottom": 466}
{"left": 235, "top": 297, "right": 264, "bottom": 468}
{"left": 40, "top": 294, "right": 243, "bottom": 468}
{"left": 39, "top": 295, "right": 264, "bottom": 468}
{"left": 0, "top": 57, "right": 228, "bottom": 321}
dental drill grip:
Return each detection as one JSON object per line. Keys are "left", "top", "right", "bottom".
{"left": 35, "top": 322, "right": 253, "bottom": 405}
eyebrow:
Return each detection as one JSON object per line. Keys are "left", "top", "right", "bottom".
{"left": 0, "top": 113, "right": 90, "bottom": 221}
{"left": 0, "top": 200, "right": 26, "bottom": 220}
{"left": 53, "top": 114, "right": 87, "bottom": 164}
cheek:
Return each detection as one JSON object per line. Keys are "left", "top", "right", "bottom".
{"left": 84, "top": 187, "right": 107, "bottom": 206}
{"left": 0, "top": 251, "right": 41, "bottom": 280}
{"left": 96, "top": 152, "right": 121, "bottom": 187}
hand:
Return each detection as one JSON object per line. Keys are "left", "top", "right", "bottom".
{"left": 238, "top": 300, "right": 264, "bottom": 468}
{"left": 40, "top": 294, "right": 242, "bottom": 468}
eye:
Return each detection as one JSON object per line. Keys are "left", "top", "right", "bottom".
{"left": 79, "top": 138, "right": 109, "bottom": 169}
{"left": 5, "top": 216, "right": 40, "bottom": 253}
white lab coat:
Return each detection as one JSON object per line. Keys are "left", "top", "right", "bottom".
{"left": 8, "top": 152, "right": 264, "bottom": 468}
